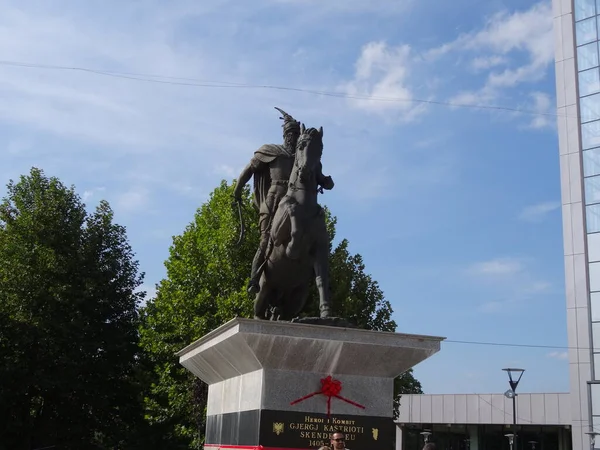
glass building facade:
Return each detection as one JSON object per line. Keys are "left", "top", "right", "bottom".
{"left": 558, "top": 0, "right": 600, "bottom": 448}
{"left": 577, "top": 0, "right": 600, "bottom": 393}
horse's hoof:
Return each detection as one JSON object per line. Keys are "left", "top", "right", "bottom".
{"left": 253, "top": 315, "right": 265, "bottom": 320}
{"left": 320, "top": 308, "right": 332, "bottom": 319}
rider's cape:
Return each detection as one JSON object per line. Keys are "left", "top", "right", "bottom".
{"left": 252, "top": 144, "right": 292, "bottom": 211}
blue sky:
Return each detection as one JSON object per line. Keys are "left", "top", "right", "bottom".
{"left": 0, "top": 0, "right": 566, "bottom": 394}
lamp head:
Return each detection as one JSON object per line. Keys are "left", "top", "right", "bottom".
{"left": 503, "top": 368, "right": 525, "bottom": 391}
{"left": 420, "top": 431, "right": 432, "bottom": 443}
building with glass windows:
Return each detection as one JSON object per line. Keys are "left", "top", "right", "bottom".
{"left": 557, "top": 0, "right": 600, "bottom": 448}
{"left": 394, "top": 1, "right": 600, "bottom": 450}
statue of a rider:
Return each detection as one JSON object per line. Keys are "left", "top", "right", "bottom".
{"left": 233, "top": 107, "right": 334, "bottom": 295}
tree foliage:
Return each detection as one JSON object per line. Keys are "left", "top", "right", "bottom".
{"left": 0, "top": 168, "right": 145, "bottom": 449}
{"left": 140, "top": 181, "right": 423, "bottom": 448}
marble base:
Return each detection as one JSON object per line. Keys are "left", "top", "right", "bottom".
{"left": 176, "top": 318, "right": 444, "bottom": 449}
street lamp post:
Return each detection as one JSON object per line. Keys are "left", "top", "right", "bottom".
{"left": 420, "top": 430, "right": 432, "bottom": 444}
{"left": 505, "top": 433, "right": 515, "bottom": 450}
{"left": 585, "top": 431, "right": 600, "bottom": 450}
{"left": 503, "top": 368, "right": 525, "bottom": 450}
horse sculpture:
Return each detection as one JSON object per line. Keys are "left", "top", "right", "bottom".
{"left": 253, "top": 124, "right": 332, "bottom": 320}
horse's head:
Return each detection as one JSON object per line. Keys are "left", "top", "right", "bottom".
{"left": 294, "top": 124, "right": 323, "bottom": 184}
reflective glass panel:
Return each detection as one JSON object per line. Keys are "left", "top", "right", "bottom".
{"left": 591, "top": 262, "right": 600, "bottom": 291}
{"left": 592, "top": 383, "right": 600, "bottom": 415}
{"left": 579, "top": 42, "right": 600, "bottom": 71}
{"left": 582, "top": 93, "right": 600, "bottom": 122}
{"left": 595, "top": 355, "right": 600, "bottom": 380}
{"left": 590, "top": 233, "right": 600, "bottom": 262}
{"left": 580, "top": 68, "right": 600, "bottom": 97}
{"left": 592, "top": 292, "right": 600, "bottom": 321}
{"left": 577, "top": 0, "right": 596, "bottom": 21}
{"left": 584, "top": 148, "right": 600, "bottom": 177}
{"left": 578, "top": 17, "right": 598, "bottom": 45}
{"left": 586, "top": 175, "right": 600, "bottom": 204}
{"left": 583, "top": 120, "right": 600, "bottom": 149}
{"left": 594, "top": 322, "right": 600, "bottom": 349}
{"left": 588, "top": 204, "right": 600, "bottom": 233}
{"left": 594, "top": 416, "right": 600, "bottom": 441}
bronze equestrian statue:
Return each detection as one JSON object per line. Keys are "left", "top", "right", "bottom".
{"left": 250, "top": 123, "right": 334, "bottom": 320}
{"left": 233, "top": 109, "right": 334, "bottom": 309}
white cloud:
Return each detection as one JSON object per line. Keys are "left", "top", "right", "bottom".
{"left": 525, "top": 92, "right": 555, "bottom": 130}
{"left": 0, "top": 0, "right": 553, "bottom": 221}
{"left": 478, "top": 300, "right": 506, "bottom": 314}
{"left": 0, "top": 1, "right": 446, "bottom": 213}
{"left": 467, "top": 257, "right": 553, "bottom": 314}
{"left": 115, "top": 187, "right": 150, "bottom": 214}
{"left": 214, "top": 164, "right": 240, "bottom": 180}
{"left": 473, "top": 3, "right": 553, "bottom": 86}
{"left": 6, "top": 138, "right": 34, "bottom": 155}
{"left": 523, "top": 281, "right": 552, "bottom": 293}
{"left": 469, "top": 258, "right": 523, "bottom": 276}
{"left": 471, "top": 55, "right": 508, "bottom": 71}
{"left": 82, "top": 186, "right": 106, "bottom": 202}
{"left": 339, "top": 41, "right": 427, "bottom": 120}
{"left": 271, "top": 0, "right": 413, "bottom": 14}
{"left": 438, "top": 2, "right": 553, "bottom": 111}
{"left": 547, "top": 351, "right": 568, "bottom": 360}
{"left": 340, "top": 2, "right": 555, "bottom": 125}
{"left": 519, "top": 201, "right": 560, "bottom": 222}
{"left": 448, "top": 87, "right": 498, "bottom": 109}
{"left": 477, "top": 279, "right": 553, "bottom": 313}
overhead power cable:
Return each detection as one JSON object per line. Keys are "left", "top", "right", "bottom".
{"left": 0, "top": 59, "right": 578, "bottom": 354}
{"left": 444, "top": 339, "right": 574, "bottom": 350}
{"left": 0, "top": 59, "right": 568, "bottom": 119}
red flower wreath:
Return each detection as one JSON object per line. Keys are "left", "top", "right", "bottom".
{"left": 290, "top": 375, "right": 365, "bottom": 417}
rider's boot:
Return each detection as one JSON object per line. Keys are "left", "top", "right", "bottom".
{"left": 248, "top": 238, "right": 268, "bottom": 294}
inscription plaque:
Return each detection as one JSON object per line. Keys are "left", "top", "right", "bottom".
{"left": 260, "top": 410, "right": 394, "bottom": 450}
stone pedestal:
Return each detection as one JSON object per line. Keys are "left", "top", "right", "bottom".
{"left": 177, "top": 318, "right": 444, "bottom": 450}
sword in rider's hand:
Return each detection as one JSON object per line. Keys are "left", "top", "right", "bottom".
{"left": 233, "top": 197, "right": 245, "bottom": 246}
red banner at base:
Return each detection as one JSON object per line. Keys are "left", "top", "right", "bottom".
{"left": 204, "top": 445, "right": 308, "bottom": 450}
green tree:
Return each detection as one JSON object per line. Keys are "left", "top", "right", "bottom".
{"left": 140, "top": 180, "right": 422, "bottom": 449}
{"left": 0, "top": 168, "right": 145, "bottom": 449}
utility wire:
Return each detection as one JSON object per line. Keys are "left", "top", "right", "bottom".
{"left": 476, "top": 394, "right": 533, "bottom": 424}
{"left": 0, "top": 59, "right": 570, "bottom": 119}
{"left": 444, "top": 339, "right": 575, "bottom": 350}
{"left": 0, "top": 59, "right": 580, "bottom": 353}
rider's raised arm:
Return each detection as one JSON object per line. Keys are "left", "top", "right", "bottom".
{"left": 233, "top": 163, "right": 253, "bottom": 200}
{"left": 233, "top": 156, "right": 268, "bottom": 199}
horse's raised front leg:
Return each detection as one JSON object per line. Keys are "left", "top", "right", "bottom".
{"left": 314, "top": 232, "right": 332, "bottom": 319}
{"left": 286, "top": 203, "right": 303, "bottom": 260}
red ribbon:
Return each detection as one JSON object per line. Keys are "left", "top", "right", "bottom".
{"left": 290, "top": 375, "right": 365, "bottom": 417}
